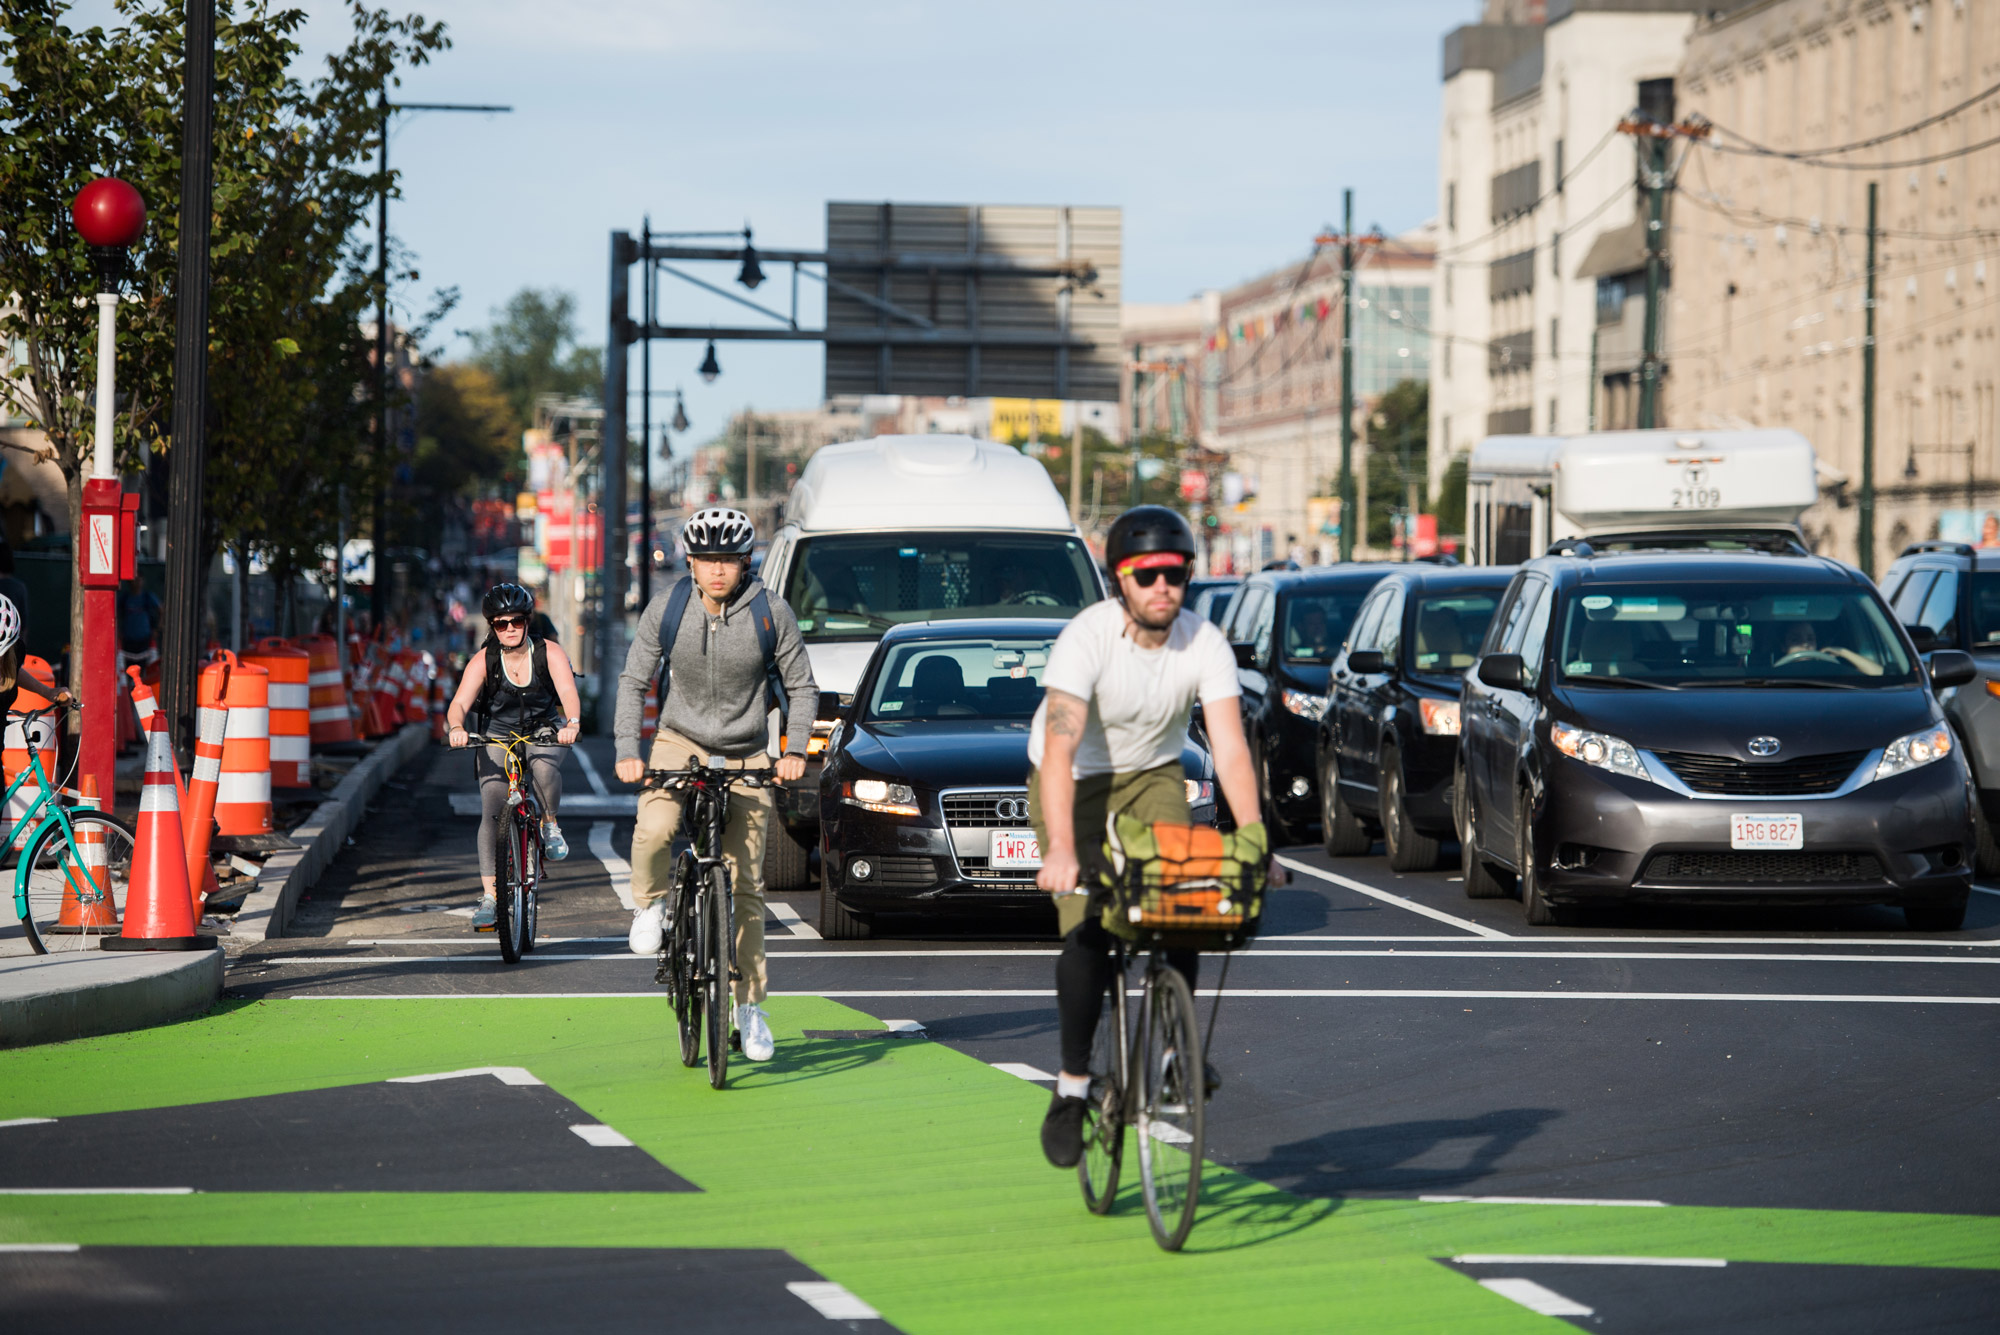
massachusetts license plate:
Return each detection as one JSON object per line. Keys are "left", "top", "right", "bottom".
{"left": 990, "top": 830, "right": 1042, "bottom": 869}
{"left": 1731, "top": 813, "right": 1802, "bottom": 850}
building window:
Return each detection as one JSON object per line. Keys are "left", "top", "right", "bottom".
{"left": 1447, "top": 182, "right": 1457, "bottom": 232}
{"left": 1549, "top": 398, "right": 1558, "bottom": 433}
{"left": 1596, "top": 275, "right": 1628, "bottom": 326}
{"left": 1550, "top": 317, "right": 1559, "bottom": 359}
{"left": 1553, "top": 138, "right": 1564, "bottom": 191}
{"left": 1445, "top": 266, "right": 1453, "bottom": 307}
{"left": 1551, "top": 230, "right": 1561, "bottom": 278}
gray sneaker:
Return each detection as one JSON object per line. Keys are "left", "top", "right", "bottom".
{"left": 542, "top": 821, "right": 569, "bottom": 861}
{"left": 471, "top": 895, "right": 497, "bottom": 931}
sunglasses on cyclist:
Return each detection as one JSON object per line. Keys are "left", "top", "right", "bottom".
{"left": 1122, "top": 564, "right": 1190, "bottom": 589}
{"left": 491, "top": 615, "right": 528, "bottom": 630}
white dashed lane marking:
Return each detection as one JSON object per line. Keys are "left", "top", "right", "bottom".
{"left": 568, "top": 1124, "right": 634, "bottom": 1148}
{"left": 787, "top": 1280, "right": 881, "bottom": 1321}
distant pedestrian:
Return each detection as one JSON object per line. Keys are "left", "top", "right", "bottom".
{"left": 117, "top": 579, "right": 162, "bottom": 664}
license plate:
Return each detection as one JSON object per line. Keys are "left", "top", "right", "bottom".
{"left": 1731, "top": 813, "right": 1802, "bottom": 850}
{"left": 990, "top": 830, "right": 1042, "bottom": 868}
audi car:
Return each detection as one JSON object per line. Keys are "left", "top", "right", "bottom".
{"left": 1457, "top": 539, "right": 1977, "bottom": 929}
{"left": 816, "top": 618, "right": 1218, "bottom": 938}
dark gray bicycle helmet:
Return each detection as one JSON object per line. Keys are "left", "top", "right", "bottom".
{"left": 681, "top": 506, "right": 756, "bottom": 557}
{"left": 1104, "top": 505, "right": 1196, "bottom": 571}
{"left": 482, "top": 582, "right": 534, "bottom": 621}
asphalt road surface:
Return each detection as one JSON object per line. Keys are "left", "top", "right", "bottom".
{"left": 5, "top": 736, "right": 1995, "bottom": 1333}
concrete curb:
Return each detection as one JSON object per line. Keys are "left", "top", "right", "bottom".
{"left": 231, "top": 724, "right": 432, "bottom": 944}
{"left": 0, "top": 948, "right": 224, "bottom": 1048}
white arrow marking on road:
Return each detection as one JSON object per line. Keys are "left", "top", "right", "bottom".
{"left": 387, "top": 1066, "right": 543, "bottom": 1086}
{"left": 1476, "top": 1278, "right": 1594, "bottom": 1317}
{"left": 588, "top": 823, "right": 635, "bottom": 911}
{"left": 1277, "top": 857, "right": 1512, "bottom": 939}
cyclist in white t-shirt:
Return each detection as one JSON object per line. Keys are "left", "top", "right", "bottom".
{"left": 1027, "top": 505, "right": 1267, "bottom": 1169}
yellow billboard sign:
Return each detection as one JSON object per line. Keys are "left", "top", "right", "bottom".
{"left": 990, "top": 398, "right": 1065, "bottom": 444}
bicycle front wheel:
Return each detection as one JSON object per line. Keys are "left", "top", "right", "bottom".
{"left": 519, "top": 823, "right": 540, "bottom": 955}
{"left": 18, "top": 812, "right": 136, "bottom": 955}
{"left": 495, "top": 820, "right": 527, "bottom": 964}
{"left": 1078, "top": 971, "right": 1127, "bottom": 1215}
{"left": 704, "top": 864, "right": 732, "bottom": 1089}
{"left": 669, "top": 852, "right": 703, "bottom": 1068}
{"left": 1138, "top": 965, "right": 1204, "bottom": 1251}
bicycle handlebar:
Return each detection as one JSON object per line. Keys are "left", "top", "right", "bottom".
{"left": 641, "top": 757, "right": 776, "bottom": 791}
{"left": 461, "top": 727, "right": 565, "bottom": 748}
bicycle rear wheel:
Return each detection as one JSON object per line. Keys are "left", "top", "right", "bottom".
{"left": 1137, "top": 965, "right": 1204, "bottom": 1251}
{"left": 496, "top": 820, "right": 527, "bottom": 964}
{"left": 1078, "top": 970, "right": 1127, "bottom": 1215}
{"left": 668, "top": 852, "right": 703, "bottom": 1068}
{"left": 704, "top": 863, "right": 731, "bottom": 1089}
{"left": 18, "top": 813, "right": 136, "bottom": 955}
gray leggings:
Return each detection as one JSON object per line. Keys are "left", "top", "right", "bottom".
{"left": 475, "top": 744, "right": 565, "bottom": 876}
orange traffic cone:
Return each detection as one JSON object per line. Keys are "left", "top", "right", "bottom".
{"left": 102, "top": 713, "right": 213, "bottom": 951}
{"left": 126, "top": 665, "right": 222, "bottom": 913}
{"left": 54, "top": 776, "right": 118, "bottom": 934}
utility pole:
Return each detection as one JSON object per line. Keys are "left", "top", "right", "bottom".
{"left": 600, "top": 230, "right": 633, "bottom": 728}
{"left": 1860, "top": 180, "right": 1879, "bottom": 578}
{"left": 160, "top": 0, "right": 215, "bottom": 750}
{"left": 1129, "top": 360, "right": 1145, "bottom": 507}
{"left": 1338, "top": 189, "right": 1356, "bottom": 563}
{"left": 1619, "top": 112, "right": 1709, "bottom": 430}
{"left": 638, "top": 216, "right": 652, "bottom": 610}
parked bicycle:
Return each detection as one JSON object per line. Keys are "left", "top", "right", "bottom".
{"left": 1076, "top": 843, "right": 1261, "bottom": 1251}
{"left": 647, "top": 754, "right": 774, "bottom": 1090}
{"left": 462, "top": 725, "right": 564, "bottom": 963}
{"left": 11, "top": 704, "right": 137, "bottom": 955}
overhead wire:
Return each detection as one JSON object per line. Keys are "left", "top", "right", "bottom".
{"left": 1427, "top": 124, "right": 1622, "bottom": 260}
{"left": 1704, "top": 78, "right": 2000, "bottom": 160}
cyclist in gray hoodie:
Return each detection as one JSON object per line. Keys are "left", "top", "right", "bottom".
{"left": 614, "top": 507, "right": 817, "bottom": 1062}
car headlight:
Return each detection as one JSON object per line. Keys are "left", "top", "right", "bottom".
{"left": 1185, "top": 779, "right": 1215, "bottom": 806}
{"left": 841, "top": 778, "right": 922, "bottom": 816}
{"left": 1551, "top": 720, "right": 1652, "bottom": 782}
{"left": 1418, "top": 698, "right": 1461, "bottom": 736}
{"left": 1873, "top": 724, "right": 1953, "bottom": 782}
{"left": 1282, "top": 689, "right": 1325, "bottom": 720}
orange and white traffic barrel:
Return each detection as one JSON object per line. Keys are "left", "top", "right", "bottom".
{"left": 429, "top": 671, "right": 451, "bottom": 742}
{"left": 301, "top": 634, "right": 355, "bottom": 745}
{"left": 210, "top": 650, "right": 273, "bottom": 836}
{"left": 245, "top": 638, "right": 310, "bottom": 788}
{"left": 3, "top": 656, "right": 58, "bottom": 850}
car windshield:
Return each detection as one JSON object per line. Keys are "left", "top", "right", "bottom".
{"left": 1411, "top": 592, "right": 1501, "bottom": 674}
{"left": 1282, "top": 592, "right": 1370, "bottom": 663}
{"left": 1556, "top": 583, "right": 1917, "bottom": 687}
{"left": 864, "top": 638, "right": 1052, "bottom": 722}
{"left": 1970, "top": 572, "right": 2000, "bottom": 647}
{"left": 785, "top": 533, "right": 1098, "bottom": 640}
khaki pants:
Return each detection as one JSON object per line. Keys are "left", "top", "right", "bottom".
{"left": 1028, "top": 762, "right": 1191, "bottom": 935}
{"left": 630, "top": 728, "right": 771, "bottom": 1005}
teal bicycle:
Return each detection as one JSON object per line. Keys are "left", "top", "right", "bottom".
{"left": 8, "top": 704, "right": 136, "bottom": 954}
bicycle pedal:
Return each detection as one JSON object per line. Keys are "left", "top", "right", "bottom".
{"left": 730, "top": 1030, "right": 742, "bottom": 1052}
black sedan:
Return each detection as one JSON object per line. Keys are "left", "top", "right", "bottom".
{"left": 1220, "top": 566, "right": 1394, "bottom": 843}
{"left": 1458, "top": 546, "right": 1977, "bottom": 929}
{"left": 1319, "top": 565, "right": 1514, "bottom": 869}
{"left": 817, "top": 618, "right": 1218, "bottom": 938}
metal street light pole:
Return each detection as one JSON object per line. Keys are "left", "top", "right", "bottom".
{"left": 160, "top": 0, "right": 215, "bottom": 751}
{"left": 639, "top": 216, "right": 653, "bottom": 610}
{"left": 1338, "top": 189, "right": 1356, "bottom": 564}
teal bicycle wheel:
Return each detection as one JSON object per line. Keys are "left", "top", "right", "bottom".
{"left": 18, "top": 812, "right": 136, "bottom": 955}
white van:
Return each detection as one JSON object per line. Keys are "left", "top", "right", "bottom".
{"left": 760, "top": 434, "right": 1106, "bottom": 875}
{"left": 1465, "top": 428, "right": 1819, "bottom": 564}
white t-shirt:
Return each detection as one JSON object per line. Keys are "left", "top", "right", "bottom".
{"left": 1028, "top": 601, "right": 1241, "bottom": 779}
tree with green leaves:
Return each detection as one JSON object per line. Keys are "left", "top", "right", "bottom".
{"left": 1363, "top": 378, "right": 1428, "bottom": 548}
{"left": 0, "top": 0, "right": 447, "bottom": 644}
{"left": 465, "top": 288, "right": 602, "bottom": 430}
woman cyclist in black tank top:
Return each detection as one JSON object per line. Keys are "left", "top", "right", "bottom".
{"left": 444, "top": 584, "right": 583, "bottom": 931}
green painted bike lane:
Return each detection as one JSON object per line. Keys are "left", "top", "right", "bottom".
{"left": 3, "top": 995, "right": 1996, "bottom": 1331}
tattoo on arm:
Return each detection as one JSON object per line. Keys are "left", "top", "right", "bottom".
{"left": 1045, "top": 689, "right": 1087, "bottom": 739}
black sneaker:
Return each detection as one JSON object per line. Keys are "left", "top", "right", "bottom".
{"left": 1040, "top": 1093, "right": 1087, "bottom": 1168}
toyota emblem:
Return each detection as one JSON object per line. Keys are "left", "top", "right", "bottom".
{"left": 1747, "top": 736, "right": 1781, "bottom": 757}
{"left": 994, "top": 796, "right": 1030, "bottom": 822}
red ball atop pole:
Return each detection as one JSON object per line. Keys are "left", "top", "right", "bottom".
{"left": 71, "top": 177, "right": 146, "bottom": 248}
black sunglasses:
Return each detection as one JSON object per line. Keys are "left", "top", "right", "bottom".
{"left": 1126, "top": 564, "right": 1190, "bottom": 589}
{"left": 491, "top": 615, "right": 528, "bottom": 630}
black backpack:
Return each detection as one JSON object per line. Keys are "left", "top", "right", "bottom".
{"left": 471, "top": 636, "right": 551, "bottom": 732}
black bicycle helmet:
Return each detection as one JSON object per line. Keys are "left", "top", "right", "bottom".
{"left": 1104, "top": 505, "right": 1197, "bottom": 571}
{"left": 681, "top": 506, "right": 756, "bottom": 557}
{"left": 482, "top": 582, "right": 534, "bottom": 621}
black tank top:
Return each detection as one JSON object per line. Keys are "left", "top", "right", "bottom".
{"left": 482, "top": 637, "right": 560, "bottom": 732}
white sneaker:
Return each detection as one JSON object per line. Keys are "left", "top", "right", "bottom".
{"left": 736, "top": 1003, "right": 774, "bottom": 1061}
{"left": 628, "top": 901, "right": 666, "bottom": 955}
{"left": 542, "top": 821, "right": 569, "bottom": 860}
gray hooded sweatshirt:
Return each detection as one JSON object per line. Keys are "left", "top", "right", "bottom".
{"left": 615, "top": 575, "right": 818, "bottom": 763}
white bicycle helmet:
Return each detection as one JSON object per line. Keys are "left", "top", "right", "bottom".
{"left": 681, "top": 506, "right": 756, "bottom": 557}
{"left": 0, "top": 594, "right": 19, "bottom": 657}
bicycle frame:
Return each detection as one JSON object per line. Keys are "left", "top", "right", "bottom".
{"left": 7, "top": 711, "right": 102, "bottom": 924}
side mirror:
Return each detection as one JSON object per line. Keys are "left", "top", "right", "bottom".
{"left": 1906, "top": 624, "right": 1939, "bottom": 652}
{"left": 1929, "top": 650, "right": 1976, "bottom": 690}
{"left": 816, "top": 690, "right": 848, "bottom": 722}
{"left": 1232, "top": 642, "right": 1255, "bottom": 669}
{"left": 1346, "top": 648, "right": 1387, "bottom": 675}
{"left": 1477, "top": 653, "right": 1525, "bottom": 691}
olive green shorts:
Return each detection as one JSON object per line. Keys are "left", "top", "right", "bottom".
{"left": 1028, "top": 762, "right": 1191, "bottom": 935}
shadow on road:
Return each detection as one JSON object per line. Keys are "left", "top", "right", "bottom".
{"left": 1237, "top": 1106, "right": 1562, "bottom": 1198}
{"left": 1178, "top": 1170, "right": 1342, "bottom": 1253}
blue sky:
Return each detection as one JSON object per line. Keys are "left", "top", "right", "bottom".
{"left": 94, "top": 0, "right": 1475, "bottom": 445}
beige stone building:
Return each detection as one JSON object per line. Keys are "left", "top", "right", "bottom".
{"left": 1674, "top": 0, "right": 2000, "bottom": 571}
